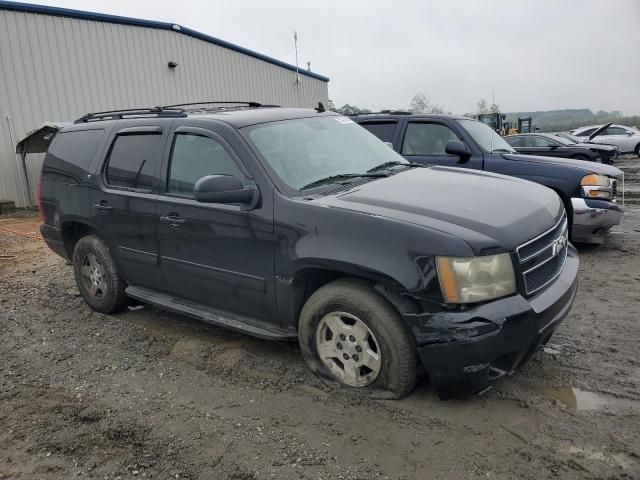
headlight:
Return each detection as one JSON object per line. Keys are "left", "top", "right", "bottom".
{"left": 436, "top": 253, "right": 516, "bottom": 304}
{"left": 581, "top": 174, "right": 612, "bottom": 199}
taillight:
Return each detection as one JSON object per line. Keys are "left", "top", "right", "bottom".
{"left": 37, "top": 179, "right": 45, "bottom": 222}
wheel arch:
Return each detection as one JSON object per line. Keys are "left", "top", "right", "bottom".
{"left": 60, "top": 220, "right": 98, "bottom": 258}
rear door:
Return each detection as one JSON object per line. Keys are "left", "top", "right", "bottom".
{"left": 155, "top": 124, "right": 276, "bottom": 322}
{"left": 521, "top": 135, "right": 564, "bottom": 157}
{"left": 399, "top": 119, "right": 483, "bottom": 169}
{"left": 92, "top": 124, "right": 170, "bottom": 292}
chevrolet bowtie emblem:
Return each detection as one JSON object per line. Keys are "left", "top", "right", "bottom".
{"left": 551, "top": 235, "right": 567, "bottom": 257}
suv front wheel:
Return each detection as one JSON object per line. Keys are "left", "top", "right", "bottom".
{"left": 298, "top": 278, "right": 417, "bottom": 399}
{"left": 72, "top": 235, "right": 128, "bottom": 314}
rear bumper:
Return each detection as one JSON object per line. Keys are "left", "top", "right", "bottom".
{"left": 40, "top": 223, "right": 68, "bottom": 259}
{"left": 407, "top": 245, "right": 579, "bottom": 399}
{"left": 571, "top": 198, "right": 623, "bottom": 244}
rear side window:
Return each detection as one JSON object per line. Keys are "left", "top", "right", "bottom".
{"left": 603, "top": 127, "right": 627, "bottom": 136}
{"left": 44, "top": 129, "right": 104, "bottom": 183}
{"left": 360, "top": 122, "right": 397, "bottom": 143}
{"left": 168, "top": 133, "right": 242, "bottom": 196}
{"left": 105, "top": 134, "right": 163, "bottom": 190}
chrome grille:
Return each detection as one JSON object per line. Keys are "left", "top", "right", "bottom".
{"left": 517, "top": 214, "right": 569, "bottom": 296}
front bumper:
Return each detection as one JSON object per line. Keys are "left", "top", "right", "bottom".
{"left": 406, "top": 245, "right": 579, "bottom": 399}
{"left": 571, "top": 197, "right": 623, "bottom": 244}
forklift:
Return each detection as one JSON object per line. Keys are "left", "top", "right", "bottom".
{"left": 474, "top": 112, "right": 512, "bottom": 135}
{"left": 517, "top": 117, "right": 540, "bottom": 134}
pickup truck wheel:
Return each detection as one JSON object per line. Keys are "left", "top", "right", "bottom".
{"left": 298, "top": 279, "right": 417, "bottom": 399}
{"left": 72, "top": 235, "right": 128, "bottom": 314}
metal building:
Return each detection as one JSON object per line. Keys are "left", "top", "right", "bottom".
{"left": 0, "top": 1, "right": 330, "bottom": 207}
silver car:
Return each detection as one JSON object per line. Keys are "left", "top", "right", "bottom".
{"left": 571, "top": 123, "right": 640, "bottom": 155}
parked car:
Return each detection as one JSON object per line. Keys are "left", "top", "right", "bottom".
{"left": 504, "top": 132, "right": 619, "bottom": 164}
{"left": 37, "top": 103, "right": 579, "bottom": 399}
{"left": 352, "top": 113, "right": 623, "bottom": 244}
{"left": 570, "top": 123, "right": 640, "bottom": 155}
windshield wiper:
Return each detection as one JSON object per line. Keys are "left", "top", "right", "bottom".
{"left": 366, "top": 161, "right": 425, "bottom": 173}
{"left": 491, "top": 148, "right": 513, "bottom": 153}
{"left": 300, "top": 172, "right": 388, "bottom": 191}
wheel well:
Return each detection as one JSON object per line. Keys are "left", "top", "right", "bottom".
{"left": 61, "top": 222, "right": 95, "bottom": 258}
{"left": 290, "top": 268, "right": 417, "bottom": 326}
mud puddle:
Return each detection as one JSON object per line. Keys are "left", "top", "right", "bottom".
{"left": 533, "top": 386, "right": 640, "bottom": 412}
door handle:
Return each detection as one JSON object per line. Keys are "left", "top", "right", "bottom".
{"left": 93, "top": 201, "right": 112, "bottom": 211}
{"left": 160, "top": 214, "right": 186, "bottom": 227}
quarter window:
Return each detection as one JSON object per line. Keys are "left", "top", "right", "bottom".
{"left": 168, "top": 133, "right": 242, "bottom": 195}
{"left": 360, "top": 122, "right": 397, "bottom": 143}
{"left": 402, "top": 123, "right": 459, "bottom": 155}
{"left": 105, "top": 133, "right": 162, "bottom": 189}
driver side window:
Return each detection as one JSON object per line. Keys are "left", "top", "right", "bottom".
{"left": 527, "top": 136, "right": 555, "bottom": 147}
{"left": 168, "top": 133, "right": 243, "bottom": 196}
{"left": 402, "top": 123, "right": 459, "bottom": 155}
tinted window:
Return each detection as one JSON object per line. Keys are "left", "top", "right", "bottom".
{"left": 44, "top": 129, "right": 104, "bottom": 183}
{"left": 105, "top": 134, "right": 163, "bottom": 189}
{"left": 505, "top": 136, "right": 523, "bottom": 148}
{"left": 527, "top": 136, "right": 556, "bottom": 147}
{"left": 168, "top": 133, "right": 242, "bottom": 195}
{"left": 603, "top": 127, "right": 628, "bottom": 136}
{"left": 360, "top": 122, "right": 397, "bottom": 143}
{"left": 575, "top": 128, "right": 596, "bottom": 137}
{"left": 402, "top": 123, "right": 459, "bottom": 155}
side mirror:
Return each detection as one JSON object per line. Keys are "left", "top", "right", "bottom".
{"left": 194, "top": 175, "right": 258, "bottom": 208}
{"left": 445, "top": 140, "right": 471, "bottom": 161}
{"left": 627, "top": 131, "right": 634, "bottom": 136}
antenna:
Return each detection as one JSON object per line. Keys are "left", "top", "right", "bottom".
{"left": 293, "top": 31, "right": 300, "bottom": 86}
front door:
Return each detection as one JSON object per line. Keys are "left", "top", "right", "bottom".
{"left": 399, "top": 120, "right": 483, "bottom": 169}
{"left": 155, "top": 126, "right": 275, "bottom": 322}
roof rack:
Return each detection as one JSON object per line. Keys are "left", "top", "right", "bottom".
{"left": 75, "top": 107, "right": 187, "bottom": 123}
{"left": 352, "top": 110, "right": 413, "bottom": 116}
{"left": 162, "top": 100, "right": 268, "bottom": 109}
{"left": 74, "top": 101, "right": 280, "bottom": 123}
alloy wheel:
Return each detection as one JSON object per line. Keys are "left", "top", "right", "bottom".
{"left": 315, "top": 311, "right": 382, "bottom": 387}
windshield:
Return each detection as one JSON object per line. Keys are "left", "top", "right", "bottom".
{"left": 457, "top": 119, "right": 516, "bottom": 153}
{"left": 246, "top": 116, "right": 407, "bottom": 191}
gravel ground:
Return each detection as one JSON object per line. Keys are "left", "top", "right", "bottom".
{"left": 1, "top": 157, "right": 639, "bottom": 480}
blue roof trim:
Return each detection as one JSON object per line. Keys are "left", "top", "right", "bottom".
{"left": 0, "top": 0, "right": 330, "bottom": 82}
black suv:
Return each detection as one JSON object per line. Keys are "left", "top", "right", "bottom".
{"left": 39, "top": 103, "right": 579, "bottom": 399}
{"left": 352, "top": 113, "right": 623, "bottom": 244}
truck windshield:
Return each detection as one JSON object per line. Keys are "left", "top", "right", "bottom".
{"left": 246, "top": 116, "right": 407, "bottom": 192}
{"left": 458, "top": 119, "right": 516, "bottom": 154}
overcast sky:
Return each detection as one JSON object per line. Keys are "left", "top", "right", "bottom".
{"left": 29, "top": 0, "right": 640, "bottom": 115}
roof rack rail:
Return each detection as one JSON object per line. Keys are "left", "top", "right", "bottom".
{"left": 357, "top": 110, "right": 413, "bottom": 116}
{"left": 74, "top": 107, "right": 187, "bottom": 123}
{"left": 162, "top": 100, "right": 279, "bottom": 109}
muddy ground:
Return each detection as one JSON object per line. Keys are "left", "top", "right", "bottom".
{"left": 1, "top": 156, "right": 639, "bottom": 480}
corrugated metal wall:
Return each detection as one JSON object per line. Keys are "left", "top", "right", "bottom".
{"left": 0, "top": 8, "right": 329, "bottom": 207}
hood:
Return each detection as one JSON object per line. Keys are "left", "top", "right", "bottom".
{"left": 573, "top": 142, "right": 618, "bottom": 152}
{"left": 587, "top": 122, "right": 613, "bottom": 141}
{"left": 315, "top": 167, "right": 563, "bottom": 254}
{"left": 502, "top": 153, "right": 621, "bottom": 177}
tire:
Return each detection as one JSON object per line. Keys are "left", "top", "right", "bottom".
{"left": 635, "top": 143, "right": 640, "bottom": 157}
{"left": 298, "top": 278, "right": 417, "bottom": 399}
{"left": 72, "top": 235, "right": 128, "bottom": 314}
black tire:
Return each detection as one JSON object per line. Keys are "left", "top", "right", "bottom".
{"left": 635, "top": 143, "right": 640, "bottom": 157}
{"left": 72, "top": 235, "right": 128, "bottom": 314}
{"left": 298, "top": 278, "right": 417, "bottom": 399}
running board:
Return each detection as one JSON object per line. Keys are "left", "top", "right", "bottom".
{"left": 125, "top": 286, "right": 297, "bottom": 341}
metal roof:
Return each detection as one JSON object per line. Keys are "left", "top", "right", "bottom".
{"left": 0, "top": 0, "right": 329, "bottom": 82}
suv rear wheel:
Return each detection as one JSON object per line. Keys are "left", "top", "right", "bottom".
{"left": 72, "top": 235, "right": 128, "bottom": 313}
{"left": 298, "top": 278, "right": 417, "bottom": 399}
